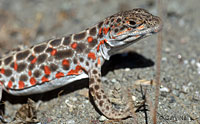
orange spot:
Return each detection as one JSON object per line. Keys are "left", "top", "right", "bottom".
{"left": 31, "top": 57, "right": 37, "bottom": 64}
{"left": 135, "top": 35, "right": 140, "bottom": 38}
{"left": 62, "top": 59, "right": 70, "bottom": 67}
{"left": 98, "top": 28, "right": 102, "bottom": 35}
{"left": 0, "top": 68, "right": 5, "bottom": 74}
{"left": 18, "top": 81, "right": 25, "bottom": 89}
{"left": 98, "top": 57, "right": 101, "bottom": 65}
{"left": 71, "top": 42, "right": 77, "bottom": 49}
{"left": 67, "top": 65, "right": 82, "bottom": 76}
{"left": 103, "top": 27, "right": 109, "bottom": 35}
{"left": 136, "top": 21, "right": 141, "bottom": 24}
{"left": 87, "top": 36, "right": 93, "bottom": 43}
{"left": 30, "top": 77, "right": 36, "bottom": 85}
{"left": 112, "top": 36, "right": 116, "bottom": 39}
{"left": 88, "top": 52, "right": 96, "bottom": 60}
{"left": 14, "top": 61, "right": 18, "bottom": 71}
{"left": 44, "top": 66, "right": 51, "bottom": 75}
{"left": 137, "top": 25, "right": 144, "bottom": 30}
{"left": 28, "top": 71, "right": 32, "bottom": 76}
{"left": 117, "top": 29, "right": 130, "bottom": 36}
{"left": 51, "top": 49, "right": 57, "bottom": 56}
{"left": 111, "top": 25, "right": 115, "bottom": 29}
{"left": 55, "top": 72, "right": 64, "bottom": 79}
{"left": 97, "top": 39, "right": 107, "bottom": 51}
{"left": 7, "top": 80, "right": 13, "bottom": 88}
{"left": 41, "top": 76, "right": 49, "bottom": 83}
{"left": 97, "top": 40, "right": 104, "bottom": 51}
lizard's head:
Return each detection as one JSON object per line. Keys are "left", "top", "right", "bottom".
{"left": 98, "top": 8, "right": 162, "bottom": 59}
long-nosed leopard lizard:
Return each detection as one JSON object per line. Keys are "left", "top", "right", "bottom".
{"left": 0, "top": 8, "right": 162, "bottom": 120}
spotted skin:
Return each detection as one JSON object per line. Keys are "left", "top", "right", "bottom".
{"left": 0, "top": 8, "right": 162, "bottom": 119}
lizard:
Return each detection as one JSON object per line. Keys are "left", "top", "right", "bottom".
{"left": 0, "top": 8, "right": 162, "bottom": 120}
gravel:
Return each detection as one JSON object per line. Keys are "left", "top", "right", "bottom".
{"left": 0, "top": 0, "right": 199, "bottom": 123}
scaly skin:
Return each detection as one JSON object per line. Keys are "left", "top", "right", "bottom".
{"left": 0, "top": 8, "right": 162, "bottom": 119}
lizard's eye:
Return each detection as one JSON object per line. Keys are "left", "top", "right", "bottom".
{"left": 129, "top": 21, "right": 136, "bottom": 25}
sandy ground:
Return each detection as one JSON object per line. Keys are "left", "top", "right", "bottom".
{"left": 0, "top": 0, "right": 199, "bottom": 124}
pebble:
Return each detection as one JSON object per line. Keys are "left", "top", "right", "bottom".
{"left": 132, "top": 95, "right": 136, "bottom": 101}
{"left": 196, "top": 62, "right": 200, "bottom": 74}
{"left": 101, "top": 77, "right": 107, "bottom": 82}
{"left": 67, "top": 119, "right": 75, "bottom": 124}
{"left": 114, "top": 82, "right": 121, "bottom": 90}
{"left": 169, "top": 96, "right": 176, "bottom": 103}
{"left": 99, "top": 115, "right": 108, "bottom": 122}
{"left": 178, "top": 19, "right": 185, "bottom": 27}
{"left": 164, "top": 47, "right": 171, "bottom": 53}
{"left": 125, "top": 68, "right": 130, "bottom": 71}
{"left": 182, "top": 85, "right": 189, "bottom": 93}
{"left": 65, "top": 99, "right": 69, "bottom": 104}
{"left": 194, "top": 91, "right": 200, "bottom": 101}
{"left": 111, "top": 78, "right": 117, "bottom": 83}
{"left": 179, "top": 93, "right": 185, "bottom": 99}
{"left": 160, "top": 87, "right": 170, "bottom": 92}
{"left": 183, "top": 60, "right": 189, "bottom": 65}
{"left": 190, "top": 59, "right": 196, "bottom": 65}
{"left": 70, "top": 97, "right": 77, "bottom": 102}
{"left": 161, "top": 57, "right": 167, "bottom": 62}
{"left": 172, "top": 90, "right": 179, "bottom": 96}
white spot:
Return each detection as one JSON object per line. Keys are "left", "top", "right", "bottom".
{"left": 125, "top": 68, "right": 130, "bottom": 71}
{"left": 67, "top": 119, "right": 75, "bottom": 124}
{"left": 99, "top": 115, "right": 108, "bottom": 121}
{"left": 132, "top": 95, "right": 137, "bottom": 101}
{"left": 160, "top": 87, "right": 170, "bottom": 92}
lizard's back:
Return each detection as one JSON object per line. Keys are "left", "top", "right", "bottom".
{"left": 0, "top": 28, "right": 100, "bottom": 95}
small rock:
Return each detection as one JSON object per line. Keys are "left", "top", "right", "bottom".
{"left": 196, "top": 62, "right": 200, "bottom": 74}
{"left": 160, "top": 87, "right": 170, "bottom": 92}
{"left": 161, "top": 57, "right": 167, "bottom": 61}
{"left": 183, "top": 60, "right": 189, "bottom": 65}
{"left": 125, "top": 68, "right": 130, "bottom": 71}
{"left": 190, "top": 59, "right": 196, "bottom": 65}
{"left": 101, "top": 77, "right": 107, "bottom": 82}
{"left": 164, "top": 47, "right": 171, "bottom": 53}
{"left": 65, "top": 99, "right": 69, "bottom": 104}
{"left": 193, "top": 91, "right": 200, "bottom": 101}
{"left": 188, "top": 82, "right": 193, "bottom": 86}
{"left": 172, "top": 90, "right": 179, "bottom": 96}
{"left": 114, "top": 82, "right": 121, "bottom": 90}
{"left": 67, "top": 119, "right": 75, "bottom": 124}
{"left": 169, "top": 96, "right": 176, "bottom": 103}
{"left": 177, "top": 54, "right": 182, "bottom": 60}
{"left": 132, "top": 95, "right": 136, "bottom": 101}
{"left": 179, "top": 93, "right": 185, "bottom": 99}
{"left": 111, "top": 79, "right": 117, "bottom": 83}
{"left": 70, "top": 97, "right": 77, "bottom": 102}
{"left": 99, "top": 115, "right": 108, "bottom": 122}
{"left": 182, "top": 85, "right": 189, "bottom": 93}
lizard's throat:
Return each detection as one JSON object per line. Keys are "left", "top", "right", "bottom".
{"left": 99, "top": 39, "right": 139, "bottom": 60}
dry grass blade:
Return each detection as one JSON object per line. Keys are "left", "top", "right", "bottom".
{"left": 153, "top": 0, "right": 163, "bottom": 123}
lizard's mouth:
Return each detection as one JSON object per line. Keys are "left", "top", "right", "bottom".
{"left": 107, "top": 27, "right": 151, "bottom": 48}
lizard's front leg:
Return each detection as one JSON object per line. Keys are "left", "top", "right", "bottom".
{"left": 88, "top": 61, "right": 131, "bottom": 119}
